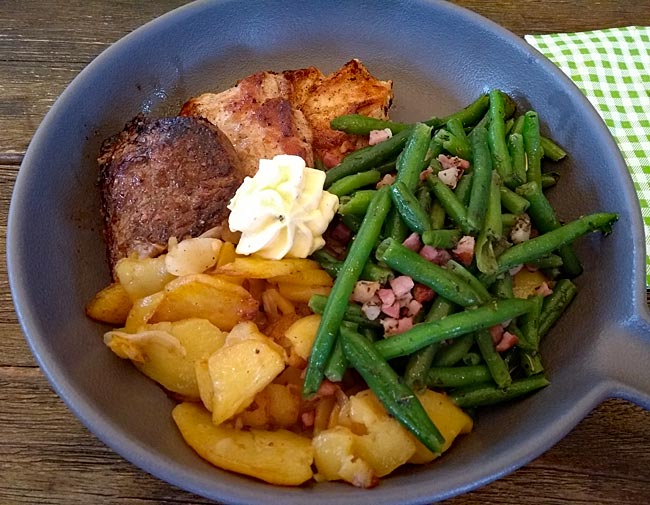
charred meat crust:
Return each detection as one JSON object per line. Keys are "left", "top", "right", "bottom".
{"left": 98, "top": 115, "right": 243, "bottom": 272}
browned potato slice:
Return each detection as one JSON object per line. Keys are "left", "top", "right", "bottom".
{"left": 172, "top": 402, "right": 314, "bottom": 486}
{"left": 216, "top": 257, "right": 320, "bottom": 278}
{"left": 104, "top": 318, "right": 226, "bottom": 399}
{"left": 277, "top": 282, "right": 331, "bottom": 303}
{"left": 85, "top": 282, "right": 133, "bottom": 325}
{"left": 284, "top": 314, "right": 321, "bottom": 360}
{"left": 268, "top": 269, "right": 333, "bottom": 286}
{"left": 151, "top": 274, "right": 258, "bottom": 331}
{"left": 408, "top": 389, "right": 473, "bottom": 464}
{"left": 209, "top": 327, "right": 285, "bottom": 425}
{"left": 114, "top": 255, "right": 175, "bottom": 301}
{"left": 124, "top": 291, "right": 164, "bottom": 332}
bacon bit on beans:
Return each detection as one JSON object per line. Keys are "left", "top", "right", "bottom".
{"left": 437, "top": 167, "right": 463, "bottom": 189}
{"left": 438, "top": 154, "right": 470, "bottom": 170}
{"left": 301, "top": 410, "right": 315, "bottom": 427}
{"left": 377, "top": 173, "right": 396, "bottom": 188}
{"left": 420, "top": 245, "right": 452, "bottom": 265}
{"left": 389, "top": 275, "right": 414, "bottom": 297}
{"left": 361, "top": 302, "right": 381, "bottom": 321}
{"left": 490, "top": 324, "right": 505, "bottom": 344}
{"left": 406, "top": 299, "right": 423, "bottom": 317}
{"left": 397, "top": 317, "right": 414, "bottom": 333}
{"left": 495, "top": 331, "right": 518, "bottom": 352}
{"left": 381, "top": 301, "right": 401, "bottom": 318}
{"left": 413, "top": 283, "right": 435, "bottom": 303}
{"left": 453, "top": 235, "right": 475, "bottom": 266}
{"left": 368, "top": 128, "right": 393, "bottom": 145}
{"left": 351, "top": 281, "right": 381, "bottom": 303}
{"left": 535, "top": 281, "right": 553, "bottom": 297}
{"left": 317, "top": 379, "right": 340, "bottom": 397}
{"left": 377, "top": 288, "right": 396, "bottom": 306}
{"left": 402, "top": 232, "right": 422, "bottom": 252}
{"left": 419, "top": 167, "right": 434, "bottom": 181}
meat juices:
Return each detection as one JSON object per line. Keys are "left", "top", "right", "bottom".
{"left": 98, "top": 115, "right": 243, "bottom": 271}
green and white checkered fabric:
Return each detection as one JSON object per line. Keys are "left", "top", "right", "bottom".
{"left": 525, "top": 27, "right": 650, "bottom": 285}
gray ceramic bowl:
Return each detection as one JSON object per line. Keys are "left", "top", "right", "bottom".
{"left": 8, "top": 0, "right": 650, "bottom": 503}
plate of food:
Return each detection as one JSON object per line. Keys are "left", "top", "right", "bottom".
{"left": 7, "top": 0, "right": 650, "bottom": 503}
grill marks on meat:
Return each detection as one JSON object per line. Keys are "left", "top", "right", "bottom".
{"left": 180, "top": 71, "right": 314, "bottom": 177}
{"left": 181, "top": 59, "right": 393, "bottom": 172}
{"left": 98, "top": 115, "right": 243, "bottom": 271}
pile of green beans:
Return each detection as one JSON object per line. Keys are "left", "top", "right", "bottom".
{"left": 302, "top": 91, "right": 618, "bottom": 453}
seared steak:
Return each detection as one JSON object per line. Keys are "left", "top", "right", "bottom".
{"left": 98, "top": 115, "right": 243, "bottom": 271}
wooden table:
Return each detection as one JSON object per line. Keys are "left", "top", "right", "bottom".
{"left": 2, "top": 1, "right": 649, "bottom": 503}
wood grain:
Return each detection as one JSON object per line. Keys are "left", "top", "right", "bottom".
{"left": 2, "top": 1, "right": 649, "bottom": 504}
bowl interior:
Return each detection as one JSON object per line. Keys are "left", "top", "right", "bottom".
{"left": 8, "top": 0, "right": 644, "bottom": 503}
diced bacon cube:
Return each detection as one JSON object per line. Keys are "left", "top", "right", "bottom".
{"left": 377, "top": 288, "right": 396, "bottom": 306}
{"left": 369, "top": 128, "right": 393, "bottom": 145}
{"left": 413, "top": 283, "right": 435, "bottom": 303}
{"left": 351, "top": 281, "right": 381, "bottom": 303}
{"left": 381, "top": 300, "right": 401, "bottom": 318}
{"left": 495, "top": 331, "right": 518, "bottom": 352}
{"left": 361, "top": 302, "right": 381, "bottom": 321}
{"left": 377, "top": 173, "right": 396, "bottom": 188}
{"left": 453, "top": 235, "right": 475, "bottom": 266}
{"left": 389, "top": 275, "right": 414, "bottom": 297}
{"left": 402, "top": 232, "right": 422, "bottom": 252}
{"left": 437, "top": 167, "right": 462, "bottom": 188}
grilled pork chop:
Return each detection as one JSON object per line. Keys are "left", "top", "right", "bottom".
{"left": 181, "top": 59, "right": 393, "bottom": 172}
{"left": 98, "top": 115, "right": 243, "bottom": 271}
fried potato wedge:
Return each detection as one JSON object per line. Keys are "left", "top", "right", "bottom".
{"left": 268, "top": 269, "right": 333, "bottom": 286}
{"left": 173, "top": 402, "right": 314, "bottom": 486}
{"left": 209, "top": 331, "right": 285, "bottom": 425}
{"left": 114, "top": 255, "right": 175, "bottom": 301}
{"left": 277, "top": 282, "right": 331, "bottom": 303}
{"left": 85, "top": 282, "right": 133, "bottom": 325}
{"left": 216, "top": 257, "right": 320, "bottom": 278}
{"left": 104, "top": 318, "right": 226, "bottom": 399}
{"left": 151, "top": 274, "right": 258, "bottom": 331}
{"left": 408, "top": 389, "right": 473, "bottom": 464}
{"left": 284, "top": 314, "right": 321, "bottom": 360}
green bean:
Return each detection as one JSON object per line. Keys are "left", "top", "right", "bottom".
{"left": 377, "top": 237, "right": 482, "bottom": 307}
{"left": 520, "top": 351, "right": 544, "bottom": 376}
{"left": 432, "top": 334, "right": 475, "bottom": 367}
{"left": 491, "top": 272, "right": 513, "bottom": 299}
{"left": 327, "top": 169, "right": 381, "bottom": 197}
{"left": 427, "top": 135, "right": 445, "bottom": 162}
{"left": 538, "top": 278, "right": 577, "bottom": 339}
{"left": 383, "top": 207, "right": 410, "bottom": 243}
{"left": 507, "top": 133, "right": 526, "bottom": 187}
{"left": 511, "top": 114, "right": 525, "bottom": 135}
{"left": 330, "top": 114, "right": 410, "bottom": 135}
{"left": 405, "top": 296, "right": 456, "bottom": 390}
{"left": 338, "top": 190, "right": 376, "bottom": 216}
{"left": 340, "top": 325, "right": 445, "bottom": 454}
{"left": 516, "top": 181, "right": 583, "bottom": 277}
{"left": 467, "top": 125, "right": 493, "bottom": 232}
{"left": 494, "top": 212, "right": 618, "bottom": 274}
{"left": 442, "top": 118, "right": 472, "bottom": 160}
{"left": 540, "top": 136, "right": 567, "bottom": 161}
{"left": 374, "top": 298, "right": 533, "bottom": 360}
{"left": 303, "top": 186, "right": 392, "bottom": 397}
{"left": 541, "top": 172, "right": 560, "bottom": 189}
{"left": 462, "top": 351, "right": 484, "bottom": 366}
{"left": 308, "top": 294, "right": 382, "bottom": 330}
{"left": 523, "top": 111, "right": 543, "bottom": 186}
{"left": 416, "top": 184, "right": 432, "bottom": 217}
{"left": 426, "top": 365, "right": 492, "bottom": 388}
{"left": 475, "top": 172, "right": 502, "bottom": 275}
{"left": 340, "top": 214, "right": 361, "bottom": 233}
{"left": 501, "top": 213, "right": 518, "bottom": 229}
{"left": 475, "top": 329, "right": 512, "bottom": 388}
{"left": 422, "top": 229, "right": 462, "bottom": 249}
{"left": 449, "top": 375, "right": 550, "bottom": 408}
{"left": 446, "top": 259, "right": 492, "bottom": 304}
{"left": 430, "top": 200, "right": 447, "bottom": 230}
{"left": 500, "top": 184, "right": 530, "bottom": 215}
{"left": 324, "top": 128, "right": 412, "bottom": 188}
{"left": 454, "top": 173, "right": 473, "bottom": 206}
{"left": 519, "top": 294, "right": 543, "bottom": 349}
{"left": 396, "top": 123, "right": 433, "bottom": 191}
{"left": 427, "top": 175, "right": 475, "bottom": 235}
{"left": 487, "top": 89, "right": 514, "bottom": 185}
{"left": 324, "top": 336, "right": 348, "bottom": 382}
{"left": 425, "top": 93, "right": 490, "bottom": 130}
{"left": 527, "top": 254, "right": 564, "bottom": 270}
{"left": 311, "top": 249, "right": 393, "bottom": 284}
{"left": 391, "top": 181, "right": 432, "bottom": 234}
{"left": 405, "top": 343, "right": 441, "bottom": 392}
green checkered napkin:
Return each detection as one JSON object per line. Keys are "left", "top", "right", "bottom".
{"left": 525, "top": 27, "right": 650, "bottom": 285}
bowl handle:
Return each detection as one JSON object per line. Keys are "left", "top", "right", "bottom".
{"left": 606, "top": 312, "right": 650, "bottom": 409}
